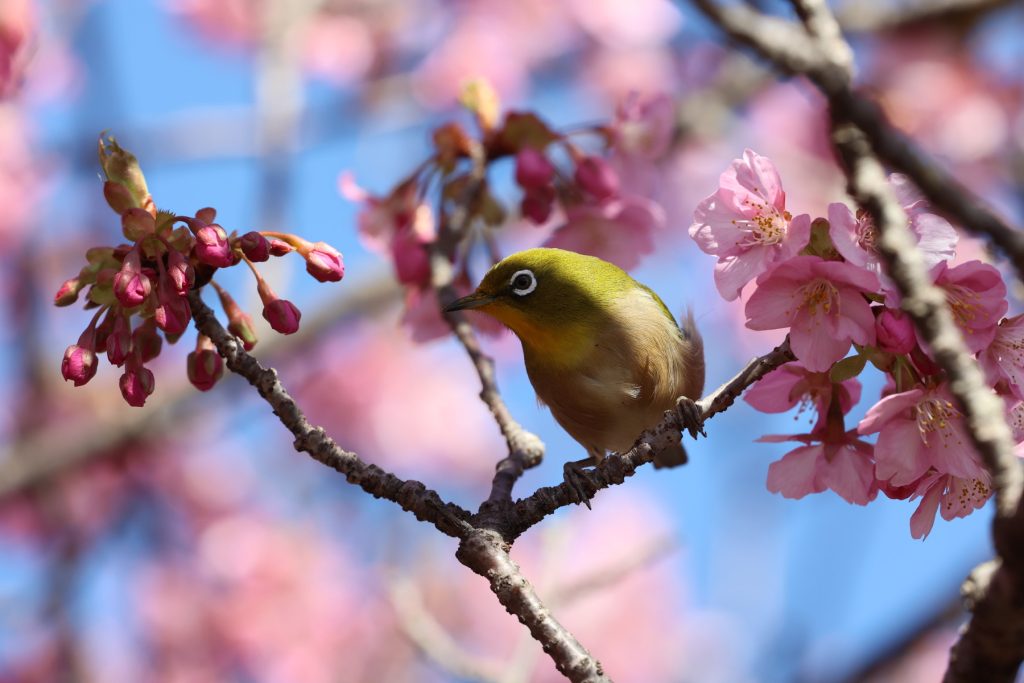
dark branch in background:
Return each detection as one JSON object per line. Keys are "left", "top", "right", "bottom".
{"left": 690, "top": 0, "right": 1024, "bottom": 680}
{"left": 428, "top": 141, "right": 545, "bottom": 508}
{"left": 837, "top": 0, "right": 1014, "bottom": 33}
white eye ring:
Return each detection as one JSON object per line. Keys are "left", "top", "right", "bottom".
{"left": 510, "top": 269, "right": 537, "bottom": 296}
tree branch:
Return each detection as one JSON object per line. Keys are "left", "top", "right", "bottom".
{"left": 690, "top": 0, "right": 1024, "bottom": 283}
{"left": 510, "top": 337, "right": 794, "bottom": 532}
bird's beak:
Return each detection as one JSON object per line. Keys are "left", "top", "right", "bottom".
{"left": 444, "top": 291, "right": 495, "bottom": 312}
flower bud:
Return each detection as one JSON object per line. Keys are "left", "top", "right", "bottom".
{"left": 119, "top": 361, "right": 155, "bottom": 407}
{"left": 121, "top": 208, "right": 156, "bottom": 242}
{"left": 216, "top": 286, "right": 258, "bottom": 350}
{"left": 187, "top": 340, "right": 224, "bottom": 392}
{"left": 113, "top": 248, "right": 152, "bottom": 308}
{"left": 103, "top": 181, "right": 135, "bottom": 215}
{"left": 262, "top": 298, "right": 301, "bottom": 334}
{"left": 876, "top": 308, "right": 916, "bottom": 355}
{"left": 193, "top": 224, "right": 233, "bottom": 268}
{"left": 154, "top": 279, "right": 191, "bottom": 336}
{"left": 521, "top": 186, "right": 555, "bottom": 224}
{"left": 574, "top": 155, "right": 619, "bottom": 201}
{"left": 268, "top": 238, "right": 293, "bottom": 256}
{"left": 300, "top": 241, "right": 345, "bottom": 283}
{"left": 62, "top": 344, "right": 98, "bottom": 386}
{"left": 54, "top": 277, "right": 83, "bottom": 307}
{"left": 514, "top": 148, "right": 555, "bottom": 189}
{"left": 166, "top": 249, "right": 194, "bottom": 295}
{"left": 106, "top": 314, "right": 132, "bottom": 367}
{"left": 98, "top": 134, "right": 153, "bottom": 213}
{"left": 239, "top": 231, "right": 270, "bottom": 262}
{"left": 132, "top": 319, "right": 163, "bottom": 362}
{"left": 391, "top": 229, "right": 431, "bottom": 286}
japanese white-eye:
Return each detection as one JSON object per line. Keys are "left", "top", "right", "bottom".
{"left": 446, "top": 248, "right": 704, "bottom": 495}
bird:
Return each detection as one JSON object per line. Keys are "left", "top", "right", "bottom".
{"left": 445, "top": 247, "right": 705, "bottom": 503}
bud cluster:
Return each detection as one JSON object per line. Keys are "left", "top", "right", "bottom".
{"left": 56, "top": 134, "right": 345, "bottom": 405}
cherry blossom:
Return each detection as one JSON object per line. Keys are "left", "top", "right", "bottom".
{"left": 744, "top": 361, "right": 862, "bottom": 424}
{"left": 761, "top": 429, "right": 878, "bottom": 505}
{"left": 927, "top": 260, "right": 1007, "bottom": 353}
{"left": 980, "top": 315, "right": 1024, "bottom": 400}
{"left": 690, "top": 149, "right": 812, "bottom": 300}
{"left": 746, "top": 256, "right": 879, "bottom": 372}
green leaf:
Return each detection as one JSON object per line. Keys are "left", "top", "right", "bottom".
{"left": 830, "top": 352, "right": 867, "bottom": 383}
{"left": 496, "top": 112, "right": 558, "bottom": 153}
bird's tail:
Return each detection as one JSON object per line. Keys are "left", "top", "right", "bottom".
{"left": 653, "top": 439, "right": 688, "bottom": 469}
{"left": 680, "top": 307, "right": 705, "bottom": 399}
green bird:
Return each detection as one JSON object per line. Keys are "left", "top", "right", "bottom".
{"left": 446, "top": 247, "right": 705, "bottom": 501}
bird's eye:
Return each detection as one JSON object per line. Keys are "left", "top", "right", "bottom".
{"left": 510, "top": 269, "right": 537, "bottom": 296}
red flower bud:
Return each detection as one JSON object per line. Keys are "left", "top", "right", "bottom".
{"left": 573, "top": 155, "right": 619, "bottom": 201}
{"left": 187, "top": 340, "right": 224, "bottom": 391}
{"left": 521, "top": 186, "right": 555, "bottom": 224}
{"left": 268, "top": 238, "right": 293, "bottom": 256}
{"left": 132, "top": 319, "right": 163, "bottom": 362}
{"left": 119, "top": 361, "right": 155, "bottom": 407}
{"left": 166, "top": 249, "right": 194, "bottom": 295}
{"left": 193, "top": 224, "right": 234, "bottom": 268}
{"left": 154, "top": 278, "right": 191, "bottom": 336}
{"left": 876, "top": 308, "right": 916, "bottom": 355}
{"left": 514, "top": 148, "right": 555, "bottom": 189}
{"left": 239, "top": 231, "right": 270, "bottom": 262}
{"left": 62, "top": 344, "right": 98, "bottom": 386}
{"left": 262, "top": 298, "right": 301, "bottom": 335}
{"left": 54, "top": 277, "right": 82, "bottom": 307}
{"left": 113, "top": 248, "right": 152, "bottom": 308}
{"left": 106, "top": 314, "right": 133, "bottom": 367}
{"left": 301, "top": 241, "right": 345, "bottom": 283}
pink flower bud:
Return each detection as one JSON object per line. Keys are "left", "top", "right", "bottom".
{"left": 113, "top": 248, "right": 152, "bottom": 308}
{"left": 166, "top": 249, "right": 194, "bottom": 295}
{"left": 302, "top": 241, "right": 345, "bottom": 283}
{"left": 574, "top": 155, "right": 619, "bottom": 201}
{"left": 154, "top": 281, "right": 191, "bottom": 336}
{"left": 187, "top": 345, "right": 224, "bottom": 392}
{"left": 514, "top": 148, "right": 555, "bottom": 189}
{"left": 62, "top": 344, "right": 98, "bottom": 386}
{"left": 119, "top": 362, "right": 155, "bottom": 407}
{"left": 268, "top": 238, "right": 293, "bottom": 256}
{"left": 54, "top": 277, "right": 82, "bottom": 307}
{"left": 239, "top": 231, "right": 270, "bottom": 262}
{"left": 263, "top": 298, "right": 301, "bottom": 334}
{"left": 106, "top": 314, "right": 133, "bottom": 367}
{"left": 521, "top": 186, "right": 555, "bottom": 224}
{"left": 193, "top": 224, "right": 234, "bottom": 268}
{"left": 876, "top": 308, "right": 916, "bottom": 355}
{"left": 132, "top": 320, "right": 163, "bottom": 362}
{"left": 121, "top": 208, "right": 155, "bottom": 242}
{"left": 216, "top": 286, "right": 258, "bottom": 350}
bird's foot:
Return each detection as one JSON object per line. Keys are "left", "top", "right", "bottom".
{"left": 675, "top": 396, "right": 707, "bottom": 440}
{"left": 562, "top": 458, "right": 596, "bottom": 509}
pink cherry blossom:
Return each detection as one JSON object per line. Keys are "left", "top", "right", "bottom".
{"left": 980, "top": 315, "right": 1024, "bottom": 399}
{"left": 544, "top": 195, "right": 663, "bottom": 271}
{"left": 907, "top": 472, "right": 992, "bottom": 539}
{"left": 828, "top": 175, "right": 957, "bottom": 294}
{"left": 690, "top": 150, "right": 812, "bottom": 300}
{"left": 611, "top": 91, "right": 674, "bottom": 161}
{"left": 744, "top": 361, "right": 861, "bottom": 423}
{"left": 746, "top": 256, "right": 879, "bottom": 372}
{"left": 761, "top": 429, "right": 878, "bottom": 505}
{"left": 927, "top": 260, "right": 1007, "bottom": 353}
{"left": 859, "top": 386, "right": 986, "bottom": 486}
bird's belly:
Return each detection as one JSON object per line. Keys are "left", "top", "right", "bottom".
{"left": 529, "top": 363, "right": 675, "bottom": 456}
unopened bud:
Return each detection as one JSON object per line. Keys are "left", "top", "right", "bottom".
{"left": 187, "top": 339, "right": 224, "bottom": 391}
{"left": 193, "top": 224, "right": 233, "bottom": 268}
{"left": 119, "top": 361, "right": 155, "bottom": 407}
{"left": 239, "top": 231, "right": 270, "bottom": 262}
{"left": 876, "top": 308, "right": 916, "bottom": 355}
{"left": 54, "top": 277, "right": 83, "bottom": 306}
{"left": 574, "top": 155, "right": 619, "bottom": 201}
{"left": 515, "top": 148, "right": 555, "bottom": 189}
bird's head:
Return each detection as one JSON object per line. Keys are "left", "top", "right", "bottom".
{"left": 445, "top": 248, "right": 636, "bottom": 362}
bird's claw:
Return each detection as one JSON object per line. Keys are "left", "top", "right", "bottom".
{"left": 562, "top": 460, "right": 595, "bottom": 509}
{"left": 675, "top": 396, "right": 706, "bottom": 439}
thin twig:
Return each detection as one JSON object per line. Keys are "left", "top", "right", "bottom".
{"left": 429, "top": 141, "right": 545, "bottom": 507}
